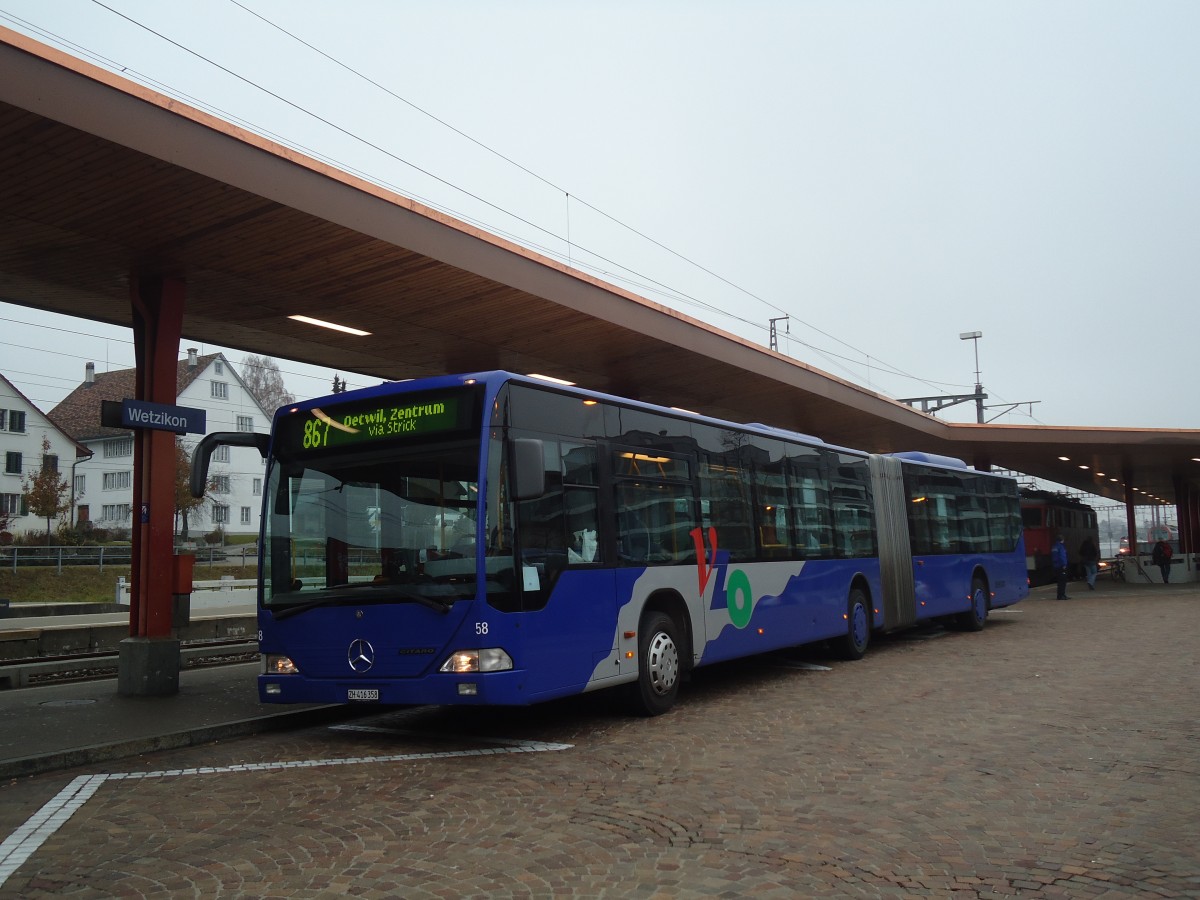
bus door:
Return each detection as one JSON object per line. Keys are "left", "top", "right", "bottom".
{"left": 868, "top": 455, "right": 916, "bottom": 630}
{"left": 605, "top": 442, "right": 700, "bottom": 675}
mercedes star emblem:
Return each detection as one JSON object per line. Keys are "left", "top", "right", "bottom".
{"left": 348, "top": 638, "right": 375, "bottom": 673}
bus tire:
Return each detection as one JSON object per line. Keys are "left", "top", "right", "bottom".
{"left": 954, "top": 577, "right": 989, "bottom": 632}
{"left": 835, "top": 587, "right": 871, "bottom": 661}
{"left": 629, "top": 611, "right": 682, "bottom": 716}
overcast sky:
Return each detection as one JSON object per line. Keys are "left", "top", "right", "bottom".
{"left": 2, "top": 0, "right": 1197, "bottom": 433}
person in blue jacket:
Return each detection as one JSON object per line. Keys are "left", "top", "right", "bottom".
{"left": 1051, "top": 535, "right": 1070, "bottom": 600}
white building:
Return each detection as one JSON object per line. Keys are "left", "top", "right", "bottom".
{"left": 0, "top": 372, "right": 92, "bottom": 538}
{"left": 49, "top": 350, "right": 272, "bottom": 538}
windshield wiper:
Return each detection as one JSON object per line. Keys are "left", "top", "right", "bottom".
{"left": 272, "top": 583, "right": 455, "bottom": 620}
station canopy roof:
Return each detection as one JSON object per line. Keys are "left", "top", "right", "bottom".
{"left": 2, "top": 26, "right": 1198, "bottom": 507}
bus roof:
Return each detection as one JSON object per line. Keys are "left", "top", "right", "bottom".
{"left": 887, "top": 451, "right": 970, "bottom": 470}
{"left": 279, "top": 371, "right": 999, "bottom": 474}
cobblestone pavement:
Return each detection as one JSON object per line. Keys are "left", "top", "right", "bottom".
{"left": 1, "top": 582, "right": 1197, "bottom": 898}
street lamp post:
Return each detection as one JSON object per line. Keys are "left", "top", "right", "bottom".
{"left": 959, "top": 331, "right": 984, "bottom": 424}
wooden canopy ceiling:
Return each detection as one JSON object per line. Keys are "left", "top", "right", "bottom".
{"left": 2, "top": 26, "right": 1198, "bottom": 507}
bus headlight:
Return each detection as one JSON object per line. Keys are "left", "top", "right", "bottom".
{"left": 439, "top": 648, "right": 514, "bottom": 673}
{"left": 263, "top": 654, "right": 300, "bottom": 675}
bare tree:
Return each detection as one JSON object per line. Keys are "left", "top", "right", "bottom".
{"left": 23, "top": 436, "right": 71, "bottom": 543}
{"left": 240, "top": 354, "right": 295, "bottom": 413}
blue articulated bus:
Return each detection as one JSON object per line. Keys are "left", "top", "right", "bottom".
{"left": 193, "top": 371, "right": 1028, "bottom": 715}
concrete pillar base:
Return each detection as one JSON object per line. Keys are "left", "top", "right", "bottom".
{"left": 118, "top": 636, "right": 180, "bottom": 696}
{"left": 172, "top": 593, "right": 190, "bottom": 628}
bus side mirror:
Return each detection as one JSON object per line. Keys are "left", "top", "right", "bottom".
{"left": 510, "top": 438, "right": 546, "bottom": 501}
{"left": 191, "top": 432, "right": 269, "bottom": 497}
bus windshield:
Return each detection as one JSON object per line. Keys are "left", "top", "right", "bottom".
{"left": 262, "top": 438, "right": 486, "bottom": 612}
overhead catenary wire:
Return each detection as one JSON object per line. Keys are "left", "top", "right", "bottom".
{"left": 0, "top": 313, "right": 371, "bottom": 403}
{"left": 223, "top": 0, "right": 958, "bottom": 398}
{"left": 4, "top": 1, "right": 978, "bottom": 405}
{"left": 107, "top": 0, "right": 967, "bottom": 397}
{"left": 7, "top": 5, "right": 776, "bottom": 365}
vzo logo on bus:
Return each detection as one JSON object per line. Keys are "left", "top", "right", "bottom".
{"left": 690, "top": 527, "right": 756, "bottom": 629}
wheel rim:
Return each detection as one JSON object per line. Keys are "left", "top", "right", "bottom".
{"left": 851, "top": 601, "right": 869, "bottom": 650}
{"left": 646, "top": 631, "right": 680, "bottom": 696}
{"left": 973, "top": 586, "right": 987, "bottom": 622}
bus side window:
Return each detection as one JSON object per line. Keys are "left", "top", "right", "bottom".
{"left": 791, "top": 480, "right": 833, "bottom": 559}
{"left": 752, "top": 458, "right": 791, "bottom": 559}
{"left": 699, "top": 461, "right": 754, "bottom": 562}
{"left": 566, "top": 487, "right": 599, "bottom": 563}
{"left": 515, "top": 440, "right": 566, "bottom": 580}
{"left": 615, "top": 481, "right": 695, "bottom": 564}
{"left": 830, "top": 455, "right": 876, "bottom": 559}
{"left": 563, "top": 443, "right": 600, "bottom": 565}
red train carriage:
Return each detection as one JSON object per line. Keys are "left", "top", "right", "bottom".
{"left": 1020, "top": 489, "right": 1098, "bottom": 584}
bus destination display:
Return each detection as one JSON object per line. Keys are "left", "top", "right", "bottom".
{"left": 281, "top": 394, "right": 465, "bottom": 453}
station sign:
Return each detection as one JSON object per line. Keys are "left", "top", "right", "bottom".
{"left": 101, "top": 399, "right": 206, "bottom": 435}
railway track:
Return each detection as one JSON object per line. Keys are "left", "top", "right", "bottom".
{"left": 0, "top": 639, "right": 258, "bottom": 689}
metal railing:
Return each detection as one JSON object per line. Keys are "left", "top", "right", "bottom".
{"left": 1, "top": 544, "right": 258, "bottom": 573}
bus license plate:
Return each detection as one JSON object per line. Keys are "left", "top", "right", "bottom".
{"left": 347, "top": 689, "right": 379, "bottom": 702}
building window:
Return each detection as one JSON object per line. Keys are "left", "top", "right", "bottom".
{"left": 211, "top": 381, "right": 229, "bottom": 400}
{"left": 214, "top": 445, "right": 231, "bottom": 463}
{"left": 104, "top": 438, "right": 133, "bottom": 458}
{"left": 4, "top": 452, "right": 20, "bottom": 475}
{"left": 236, "top": 415, "right": 253, "bottom": 432}
{"left": 42, "top": 454, "right": 59, "bottom": 473}
{"left": 252, "top": 477, "right": 262, "bottom": 496}
{"left": 0, "top": 410, "right": 26, "bottom": 433}
{"left": 212, "top": 475, "right": 231, "bottom": 494}
{"left": 101, "top": 503, "right": 131, "bottom": 522}
{"left": 1, "top": 493, "right": 25, "bottom": 516}
{"left": 214, "top": 360, "right": 224, "bottom": 375}
{"left": 212, "top": 504, "right": 230, "bottom": 524}
{"left": 74, "top": 475, "right": 86, "bottom": 496}
{"left": 240, "top": 506, "right": 252, "bottom": 524}
{"left": 103, "top": 471, "right": 132, "bottom": 491}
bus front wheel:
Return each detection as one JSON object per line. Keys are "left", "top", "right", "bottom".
{"left": 629, "top": 611, "right": 682, "bottom": 716}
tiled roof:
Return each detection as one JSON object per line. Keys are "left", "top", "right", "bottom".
{"left": 48, "top": 354, "right": 219, "bottom": 442}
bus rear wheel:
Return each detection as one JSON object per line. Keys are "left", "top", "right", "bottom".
{"left": 629, "top": 611, "right": 682, "bottom": 716}
{"left": 835, "top": 587, "right": 871, "bottom": 661}
{"left": 953, "top": 577, "right": 989, "bottom": 632}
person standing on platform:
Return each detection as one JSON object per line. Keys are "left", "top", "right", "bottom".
{"left": 1079, "top": 536, "right": 1099, "bottom": 591}
{"left": 1151, "top": 539, "right": 1173, "bottom": 583}
{"left": 1051, "top": 535, "right": 1070, "bottom": 599}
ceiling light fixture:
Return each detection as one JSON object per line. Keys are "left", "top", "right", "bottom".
{"left": 527, "top": 373, "right": 576, "bottom": 386}
{"left": 288, "top": 315, "right": 371, "bottom": 336}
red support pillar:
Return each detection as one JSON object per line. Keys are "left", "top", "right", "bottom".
{"left": 1178, "top": 477, "right": 1198, "bottom": 576}
{"left": 119, "top": 275, "right": 185, "bottom": 695}
{"left": 1123, "top": 478, "right": 1138, "bottom": 559}
{"left": 1190, "top": 485, "right": 1200, "bottom": 555}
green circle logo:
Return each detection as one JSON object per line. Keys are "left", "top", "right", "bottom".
{"left": 727, "top": 568, "right": 753, "bottom": 629}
